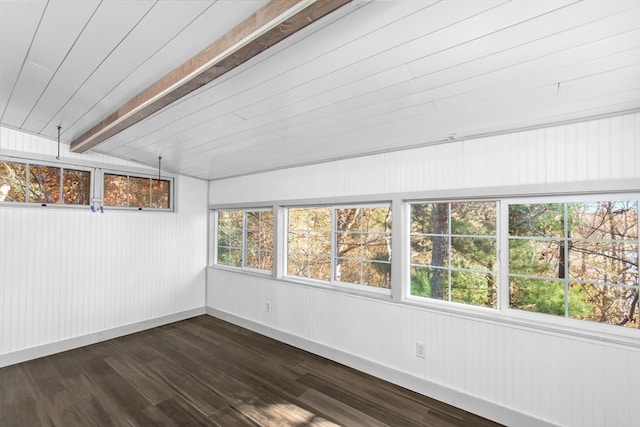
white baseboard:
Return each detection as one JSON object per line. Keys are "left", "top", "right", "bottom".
{"left": 0, "top": 307, "right": 206, "bottom": 368}
{"left": 206, "top": 307, "right": 558, "bottom": 427}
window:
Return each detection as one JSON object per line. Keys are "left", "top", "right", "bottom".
{"left": 286, "top": 205, "right": 392, "bottom": 290}
{"left": 103, "top": 173, "right": 171, "bottom": 209}
{"left": 508, "top": 199, "right": 638, "bottom": 327}
{"left": 0, "top": 160, "right": 90, "bottom": 206}
{"left": 215, "top": 209, "right": 273, "bottom": 272}
{"left": 410, "top": 201, "right": 498, "bottom": 308}
{"left": 335, "top": 206, "right": 392, "bottom": 288}
{"left": 287, "top": 207, "right": 332, "bottom": 280}
{"left": 213, "top": 192, "right": 637, "bottom": 330}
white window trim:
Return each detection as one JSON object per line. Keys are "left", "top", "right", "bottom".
{"left": 283, "top": 202, "right": 393, "bottom": 296}
{"left": 1, "top": 153, "right": 176, "bottom": 212}
{"left": 0, "top": 155, "right": 94, "bottom": 209}
{"left": 208, "top": 183, "right": 639, "bottom": 347}
{"left": 211, "top": 208, "right": 274, "bottom": 275}
{"left": 404, "top": 192, "right": 639, "bottom": 346}
{"left": 407, "top": 198, "right": 499, "bottom": 308}
{"left": 99, "top": 169, "right": 174, "bottom": 212}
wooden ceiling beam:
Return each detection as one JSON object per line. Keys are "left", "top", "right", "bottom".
{"left": 70, "top": 0, "right": 351, "bottom": 153}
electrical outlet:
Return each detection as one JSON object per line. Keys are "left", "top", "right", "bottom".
{"left": 416, "top": 342, "right": 426, "bottom": 359}
{"left": 265, "top": 301, "right": 271, "bottom": 313}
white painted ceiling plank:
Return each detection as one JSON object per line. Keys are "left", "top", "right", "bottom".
{"left": 270, "top": 27, "right": 640, "bottom": 139}
{"left": 2, "top": 0, "right": 101, "bottom": 128}
{"left": 228, "top": 0, "right": 507, "bottom": 120}
{"left": 0, "top": 0, "right": 47, "bottom": 118}
{"left": 164, "top": 26, "right": 638, "bottom": 150}
{"left": 21, "top": 1, "right": 157, "bottom": 135}
{"left": 199, "top": 1, "right": 635, "bottom": 136}
{"left": 61, "top": 1, "right": 218, "bottom": 140}
{"left": 406, "top": 2, "right": 639, "bottom": 78}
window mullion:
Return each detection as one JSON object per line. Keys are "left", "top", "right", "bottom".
{"left": 563, "top": 203, "right": 569, "bottom": 319}
{"left": 331, "top": 207, "right": 337, "bottom": 283}
{"left": 499, "top": 200, "right": 510, "bottom": 312}
{"left": 448, "top": 202, "right": 452, "bottom": 303}
{"left": 242, "top": 212, "right": 247, "bottom": 268}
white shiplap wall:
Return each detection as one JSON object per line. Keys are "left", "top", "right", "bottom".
{"left": 208, "top": 113, "right": 639, "bottom": 203}
{"left": 207, "top": 113, "right": 640, "bottom": 427}
{"left": 0, "top": 126, "right": 208, "bottom": 366}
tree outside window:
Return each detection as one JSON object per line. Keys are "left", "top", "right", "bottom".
{"left": 0, "top": 160, "right": 90, "bottom": 206}
{"left": 509, "top": 200, "right": 639, "bottom": 328}
{"left": 410, "top": 201, "right": 498, "bottom": 308}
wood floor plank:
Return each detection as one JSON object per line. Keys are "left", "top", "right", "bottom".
{"left": 0, "top": 365, "right": 42, "bottom": 426}
{"left": 104, "top": 355, "right": 176, "bottom": 405}
{"left": 296, "top": 371, "right": 429, "bottom": 427}
{"left": 146, "top": 358, "right": 228, "bottom": 417}
{"left": 60, "top": 373, "right": 134, "bottom": 427}
{"left": 78, "top": 356, "right": 168, "bottom": 426}
{"left": 156, "top": 395, "right": 219, "bottom": 426}
{"left": 0, "top": 315, "right": 503, "bottom": 427}
{"left": 208, "top": 406, "right": 262, "bottom": 426}
{"left": 299, "top": 388, "right": 389, "bottom": 427}
{"left": 232, "top": 385, "right": 339, "bottom": 427}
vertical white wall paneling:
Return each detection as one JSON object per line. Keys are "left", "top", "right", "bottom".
{"left": 207, "top": 113, "right": 640, "bottom": 427}
{"left": 0, "top": 126, "right": 208, "bottom": 365}
{"left": 209, "top": 112, "right": 640, "bottom": 204}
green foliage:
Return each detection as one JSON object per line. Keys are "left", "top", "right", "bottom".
{"left": 411, "top": 268, "right": 432, "bottom": 297}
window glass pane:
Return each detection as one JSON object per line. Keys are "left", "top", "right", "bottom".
{"left": 63, "top": 169, "right": 90, "bottom": 205}
{"left": 0, "top": 161, "right": 27, "bottom": 202}
{"left": 411, "top": 203, "right": 449, "bottom": 234}
{"left": 217, "top": 211, "right": 243, "bottom": 267}
{"left": 287, "top": 207, "right": 332, "bottom": 280}
{"left": 411, "top": 201, "right": 498, "bottom": 307}
{"left": 451, "top": 201, "right": 496, "bottom": 235}
{"left": 362, "top": 260, "right": 391, "bottom": 288}
{"left": 508, "top": 203, "right": 564, "bottom": 237}
{"left": 287, "top": 254, "right": 331, "bottom": 281}
{"left": 336, "top": 258, "right": 359, "bottom": 284}
{"left": 335, "top": 207, "right": 392, "bottom": 288}
{"left": 451, "top": 270, "right": 497, "bottom": 308}
{"left": 129, "top": 176, "right": 150, "bottom": 208}
{"left": 451, "top": 236, "right": 496, "bottom": 271}
{"left": 569, "top": 240, "right": 638, "bottom": 285}
{"left": 104, "top": 174, "right": 128, "bottom": 206}
{"left": 217, "top": 248, "right": 242, "bottom": 267}
{"left": 508, "top": 238, "right": 562, "bottom": 278}
{"left": 151, "top": 179, "right": 170, "bottom": 208}
{"left": 509, "top": 199, "right": 639, "bottom": 328}
{"left": 569, "top": 283, "right": 638, "bottom": 327}
{"left": 29, "top": 164, "right": 60, "bottom": 203}
{"left": 288, "top": 208, "right": 309, "bottom": 230}
{"left": 288, "top": 231, "right": 308, "bottom": 253}
{"left": 245, "top": 211, "right": 273, "bottom": 271}
{"left": 568, "top": 201, "right": 637, "bottom": 240}
{"left": 309, "top": 231, "right": 331, "bottom": 255}
{"left": 337, "top": 231, "right": 360, "bottom": 258}
{"left": 410, "top": 266, "right": 449, "bottom": 301}
{"left": 310, "top": 207, "right": 331, "bottom": 229}
{"left": 509, "top": 277, "right": 565, "bottom": 316}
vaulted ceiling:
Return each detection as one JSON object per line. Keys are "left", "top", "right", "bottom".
{"left": 2, "top": 0, "right": 639, "bottom": 180}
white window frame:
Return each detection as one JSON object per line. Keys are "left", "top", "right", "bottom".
{"left": 100, "top": 169, "right": 174, "bottom": 211}
{"left": 284, "top": 203, "right": 392, "bottom": 296}
{"left": 208, "top": 185, "right": 638, "bottom": 343}
{"left": 0, "top": 156, "right": 93, "bottom": 208}
{"left": 501, "top": 192, "right": 639, "bottom": 325}
{"left": 406, "top": 199, "right": 499, "bottom": 309}
{"left": 212, "top": 208, "right": 274, "bottom": 274}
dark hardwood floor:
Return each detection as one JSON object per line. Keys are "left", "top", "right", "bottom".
{"left": 0, "top": 315, "right": 502, "bottom": 426}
